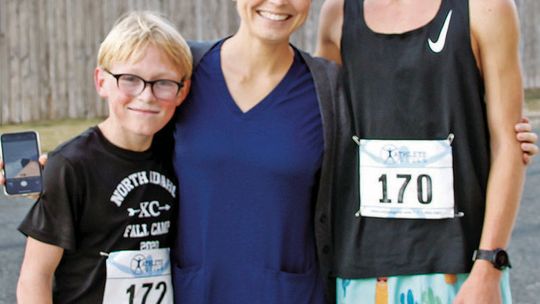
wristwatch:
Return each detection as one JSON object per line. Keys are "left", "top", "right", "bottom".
{"left": 472, "top": 248, "right": 512, "bottom": 270}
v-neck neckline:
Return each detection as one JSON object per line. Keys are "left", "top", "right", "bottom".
{"left": 215, "top": 40, "right": 299, "bottom": 118}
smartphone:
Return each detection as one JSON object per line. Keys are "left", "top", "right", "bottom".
{"left": 0, "top": 131, "right": 42, "bottom": 196}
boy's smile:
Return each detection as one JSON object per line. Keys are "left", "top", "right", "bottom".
{"left": 127, "top": 106, "right": 161, "bottom": 115}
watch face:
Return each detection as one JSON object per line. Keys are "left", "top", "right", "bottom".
{"left": 495, "top": 250, "right": 509, "bottom": 268}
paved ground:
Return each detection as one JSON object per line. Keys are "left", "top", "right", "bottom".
{"left": 510, "top": 158, "right": 540, "bottom": 303}
{"left": 0, "top": 194, "right": 31, "bottom": 303}
{"left": 0, "top": 161, "right": 538, "bottom": 303}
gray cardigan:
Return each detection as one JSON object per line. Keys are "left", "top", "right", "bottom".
{"left": 188, "top": 40, "right": 345, "bottom": 303}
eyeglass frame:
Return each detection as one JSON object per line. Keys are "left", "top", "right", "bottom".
{"left": 103, "top": 68, "right": 185, "bottom": 101}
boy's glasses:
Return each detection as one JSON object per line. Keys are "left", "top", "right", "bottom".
{"left": 104, "top": 69, "right": 184, "bottom": 101}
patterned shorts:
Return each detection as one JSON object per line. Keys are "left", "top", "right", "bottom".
{"left": 337, "top": 271, "right": 511, "bottom": 304}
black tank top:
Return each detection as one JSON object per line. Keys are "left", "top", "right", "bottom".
{"left": 335, "top": 0, "right": 490, "bottom": 277}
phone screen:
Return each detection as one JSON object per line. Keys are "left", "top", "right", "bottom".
{"left": 1, "top": 131, "right": 42, "bottom": 195}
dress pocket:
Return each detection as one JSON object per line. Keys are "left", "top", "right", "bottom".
{"left": 258, "top": 264, "right": 325, "bottom": 304}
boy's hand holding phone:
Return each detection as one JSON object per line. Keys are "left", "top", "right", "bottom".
{"left": 0, "top": 131, "right": 43, "bottom": 196}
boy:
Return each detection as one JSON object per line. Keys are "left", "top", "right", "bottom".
{"left": 16, "top": 11, "right": 191, "bottom": 303}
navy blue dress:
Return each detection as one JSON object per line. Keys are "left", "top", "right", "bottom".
{"left": 171, "top": 41, "right": 326, "bottom": 303}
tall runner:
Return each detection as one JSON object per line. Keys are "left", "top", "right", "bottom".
{"left": 316, "top": 0, "right": 535, "bottom": 302}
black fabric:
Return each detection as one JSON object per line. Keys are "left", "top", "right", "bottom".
{"left": 18, "top": 127, "right": 177, "bottom": 303}
{"left": 334, "top": 0, "right": 489, "bottom": 278}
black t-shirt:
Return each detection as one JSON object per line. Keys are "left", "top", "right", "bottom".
{"left": 19, "top": 127, "right": 177, "bottom": 303}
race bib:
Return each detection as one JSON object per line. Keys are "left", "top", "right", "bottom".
{"left": 356, "top": 137, "right": 455, "bottom": 219}
{"left": 103, "top": 248, "right": 172, "bottom": 304}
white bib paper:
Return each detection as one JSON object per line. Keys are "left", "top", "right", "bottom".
{"left": 358, "top": 138, "right": 455, "bottom": 219}
{"left": 102, "top": 248, "right": 173, "bottom": 304}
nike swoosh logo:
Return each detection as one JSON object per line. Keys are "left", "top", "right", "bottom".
{"left": 428, "top": 10, "right": 453, "bottom": 53}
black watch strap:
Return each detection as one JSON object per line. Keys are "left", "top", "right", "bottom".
{"left": 472, "top": 248, "right": 512, "bottom": 270}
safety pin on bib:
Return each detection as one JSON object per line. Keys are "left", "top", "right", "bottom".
{"left": 447, "top": 133, "right": 455, "bottom": 145}
{"left": 352, "top": 135, "right": 361, "bottom": 146}
{"left": 352, "top": 136, "right": 361, "bottom": 217}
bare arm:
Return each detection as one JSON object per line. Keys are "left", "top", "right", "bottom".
{"left": 315, "top": 0, "right": 344, "bottom": 64}
{"left": 17, "top": 237, "right": 63, "bottom": 304}
{"left": 456, "top": 0, "right": 525, "bottom": 302}
{"left": 473, "top": 0, "right": 524, "bottom": 256}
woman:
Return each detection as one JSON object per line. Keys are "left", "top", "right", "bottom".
{"left": 168, "top": 0, "right": 540, "bottom": 303}
{"left": 170, "top": 0, "right": 340, "bottom": 303}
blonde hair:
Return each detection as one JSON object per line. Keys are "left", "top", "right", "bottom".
{"left": 97, "top": 11, "right": 192, "bottom": 79}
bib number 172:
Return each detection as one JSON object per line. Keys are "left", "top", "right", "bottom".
{"left": 126, "top": 281, "right": 167, "bottom": 304}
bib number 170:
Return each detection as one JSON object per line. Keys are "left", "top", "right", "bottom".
{"left": 358, "top": 138, "right": 455, "bottom": 219}
{"left": 378, "top": 173, "right": 433, "bottom": 204}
